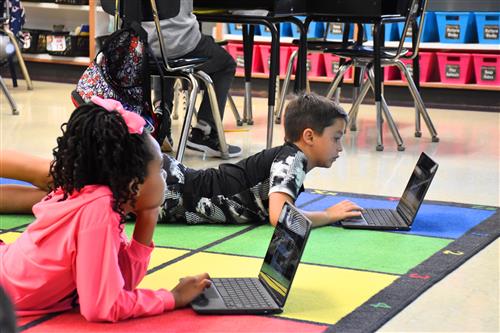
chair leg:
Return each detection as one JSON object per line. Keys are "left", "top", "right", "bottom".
{"left": 395, "top": 60, "right": 439, "bottom": 142}
{"left": 194, "top": 70, "right": 230, "bottom": 160}
{"left": 325, "top": 60, "right": 353, "bottom": 100}
{"left": 227, "top": 94, "right": 243, "bottom": 126}
{"left": 176, "top": 73, "right": 199, "bottom": 163}
{"left": 3, "top": 27, "right": 33, "bottom": 90}
{"left": 0, "top": 75, "right": 19, "bottom": 115}
{"left": 7, "top": 55, "right": 17, "bottom": 87}
{"left": 275, "top": 49, "right": 297, "bottom": 125}
{"left": 243, "top": 81, "right": 254, "bottom": 125}
{"left": 347, "top": 74, "right": 370, "bottom": 132}
{"left": 367, "top": 67, "right": 405, "bottom": 151}
{"left": 171, "top": 79, "right": 184, "bottom": 120}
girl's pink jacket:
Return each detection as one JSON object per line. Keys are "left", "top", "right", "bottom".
{"left": 0, "top": 185, "right": 175, "bottom": 322}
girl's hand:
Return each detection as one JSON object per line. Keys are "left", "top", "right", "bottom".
{"left": 171, "top": 273, "right": 211, "bottom": 308}
{"left": 325, "top": 200, "right": 362, "bottom": 222}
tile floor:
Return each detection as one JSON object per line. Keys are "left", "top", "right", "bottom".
{"left": 1, "top": 79, "right": 498, "bottom": 331}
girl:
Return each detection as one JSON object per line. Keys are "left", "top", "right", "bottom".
{"left": 0, "top": 97, "right": 210, "bottom": 322}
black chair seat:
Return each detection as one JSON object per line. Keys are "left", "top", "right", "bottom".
{"left": 325, "top": 45, "right": 409, "bottom": 59}
{"left": 291, "top": 39, "right": 356, "bottom": 51}
{"left": 150, "top": 56, "right": 208, "bottom": 71}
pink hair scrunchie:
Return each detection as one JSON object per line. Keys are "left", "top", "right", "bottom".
{"left": 90, "top": 96, "right": 146, "bottom": 135}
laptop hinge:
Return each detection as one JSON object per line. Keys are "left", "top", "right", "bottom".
{"left": 396, "top": 203, "right": 412, "bottom": 225}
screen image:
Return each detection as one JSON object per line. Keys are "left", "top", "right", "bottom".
{"left": 398, "top": 153, "right": 438, "bottom": 223}
{"left": 258, "top": 204, "right": 310, "bottom": 306}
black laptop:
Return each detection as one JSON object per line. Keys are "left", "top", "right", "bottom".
{"left": 341, "top": 152, "right": 438, "bottom": 231}
{"left": 191, "top": 202, "right": 312, "bottom": 314}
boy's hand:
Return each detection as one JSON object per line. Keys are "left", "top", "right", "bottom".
{"left": 172, "top": 273, "right": 211, "bottom": 308}
{"left": 325, "top": 200, "right": 362, "bottom": 222}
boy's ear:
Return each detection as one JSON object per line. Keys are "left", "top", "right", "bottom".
{"left": 302, "top": 128, "right": 315, "bottom": 145}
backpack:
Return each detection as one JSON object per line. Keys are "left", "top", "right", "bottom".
{"left": 72, "top": 21, "right": 168, "bottom": 144}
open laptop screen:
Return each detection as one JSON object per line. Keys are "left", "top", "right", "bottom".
{"left": 258, "top": 203, "right": 311, "bottom": 307}
{"left": 397, "top": 153, "right": 438, "bottom": 224}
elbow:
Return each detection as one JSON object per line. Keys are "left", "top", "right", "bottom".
{"left": 80, "top": 306, "right": 119, "bottom": 323}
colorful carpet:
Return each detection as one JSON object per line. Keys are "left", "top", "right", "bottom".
{"left": 0, "top": 187, "right": 498, "bottom": 332}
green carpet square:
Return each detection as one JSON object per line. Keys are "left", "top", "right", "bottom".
{"left": 0, "top": 215, "right": 34, "bottom": 231}
{"left": 206, "top": 225, "right": 453, "bottom": 275}
{"left": 124, "top": 222, "right": 249, "bottom": 249}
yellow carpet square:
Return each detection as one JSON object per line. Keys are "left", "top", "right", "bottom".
{"left": 0, "top": 232, "right": 22, "bottom": 244}
{"left": 140, "top": 252, "right": 398, "bottom": 325}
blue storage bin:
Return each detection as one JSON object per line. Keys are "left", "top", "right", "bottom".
{"left": 475, "top": 12, "right": 500, "bottom": 44}
{"left": 435, "top": 12, "right": 476, "bottom": 43}
{"left": 227, "top": 23, "right": 261, "bottom": 36}
{"left": 397, "top": 12, "right": 439, "bottom": 42}
{"left": 291, "top": 16, "right": 325, "bottom": 38}
{"left": 259, "top": 22, "right": 293, "bottom": 37}
{"left": 364, "top": 23, "right": 398, "bottom": 41}
{"left": 325, "top": 22, "right": 354, "bottom": 40}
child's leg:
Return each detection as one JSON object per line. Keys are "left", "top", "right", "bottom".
{"left": 0, "top": 185, "right": 47, "bottom": 214}
{"left": 0, "top": 150, "right": 52, "bottom": 190}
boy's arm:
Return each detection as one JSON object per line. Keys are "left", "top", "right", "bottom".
{"left": 269, "top": 192, "right": 362, "bottom": 228}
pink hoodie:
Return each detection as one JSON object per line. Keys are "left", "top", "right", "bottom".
{"left": 0, "top": 185, "right": 175, "bottom": 322}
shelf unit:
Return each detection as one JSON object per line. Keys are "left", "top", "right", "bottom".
{"left": 223, "top": 33, "right": 500, "bottom": 91}
{"left": 21, "top": 0, "right": 110, "bottom": 65}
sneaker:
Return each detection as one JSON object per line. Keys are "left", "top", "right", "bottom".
{"left": 186, "top": 128, "right": 242, "bottom": 158}
{"left": 154, "top": 104, "right": 174, "bottom": 152}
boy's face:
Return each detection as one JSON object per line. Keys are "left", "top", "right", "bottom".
{"left": 310, "top": 119, "right": 346, "bottom": 168}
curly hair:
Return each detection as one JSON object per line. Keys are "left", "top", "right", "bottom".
{"left": 49, "top": 103, "right": 155, "bottom": 222}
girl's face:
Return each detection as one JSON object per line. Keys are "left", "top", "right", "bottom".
{"left": 134, "top": 134, "right": 166, "bottom": 212}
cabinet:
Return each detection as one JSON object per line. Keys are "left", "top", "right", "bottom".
{"left": 21, "top": 0, "right": 110, "bottom": 66}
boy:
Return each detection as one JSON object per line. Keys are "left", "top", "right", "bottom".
{"left": 159, "top": 92, "right": 362, "bottom": 227}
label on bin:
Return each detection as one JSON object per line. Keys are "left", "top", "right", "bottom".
{"left": 236, "top": 55, "right": 245, "bottom": 68}
{"left": 306, "top": 59, "right": 311, "bottom": 72}
{"left": 22, "top": 32, "right": 32, "bottom": 49}
{"left": 46, "top": 35, "right": 67, "bottom": 52}
{"left": 445, "top": 24, "right": 460, "bottom": 40}
{"left": 484, "top": 25, "right": 499, "bottom": 40}
{"left": 329, "top": 23, "right": 343, "bottom": 35}
{"left": 481, "top": 66, "right": 496, "bottom": 81}
{"left": 331, "top": 62, "right": 339, "bottom": 74}
{"left": 445, "top": 64, "right": 460, "bottom": 78}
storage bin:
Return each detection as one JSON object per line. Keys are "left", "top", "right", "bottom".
{"left": 365, "top": 23, "right": 398, "bottom": 41}
{"left": 259, "top": 45, "right": 291, "bottom": 76}
{"left": 226, "top": 42, "right": 262, "bottom": 75}
{"left": 436, "top": 52, "right": 474, "bottom": 84}
{"left": 397, "top": 12, "right": 439, "bottom": 42}
{"left": 46, "top": 32, "right": 89, "bottom": 57}
{"left": 384, "top": 65, "right": 401, "bottom": 81}
{"left": 227, "top": 23, "right": 261, "bottom": 36}
{"left": 435, "top": 12, "right": 476, "bottom": 43}
{"left": 323, "top": 53, "right": 353, "bottom": 79}
{"left": 291, "top": 50, "right": 325, "bottom": 77}
{"left": 291, "top": 16, "right": 324, "bottom": 38}
{"left": 399, "top": 52, "right": 437, "bottom": 82}
{"left": 474, "top": 12, "right": 500, "bottom": 44}
{"left": 472, "top": 53, "right": 500, "bottom": 85}
{"left": 325, "top": 22, "right": 354, "bottom": 40}
{"left": 21, "top": 29, "right": 50, "bottom": 54}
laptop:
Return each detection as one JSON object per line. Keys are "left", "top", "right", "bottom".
{"left": 341, "top": 152, "right": 438, "bottom": 231}
{"left": 191, "top": 202, "right": 312, "bottom": 315}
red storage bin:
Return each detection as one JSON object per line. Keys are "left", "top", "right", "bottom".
{"left": 436, "top": 52, "right": 474, "bottom": 84}
{"left": 291, "top": 49, "right": 326, "bottom": 77}
{"left": 259, "top": 44, "right": 291, "bottom": 76}
{"left": 323, "top": 53, "right": 353, "bottom": 79}
{"left": 384, "top": 65, "right": 401, "bottom": 81}
{"left": 226, "top": 42, "right": 263, "bottom": 75}
{"left": 472, "top": 54, "right": 500, "bottom": 86}
{"left": 399, "top": 52, "right": 438, "bottom": 82}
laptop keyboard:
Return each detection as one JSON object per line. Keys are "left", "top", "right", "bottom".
{"left": 364, "top": 209, "right": 406, "bottom": 226}
{"left": 212, "top": 278, "right": 275, "bottom": 309}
